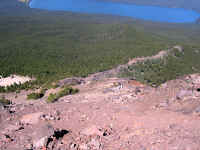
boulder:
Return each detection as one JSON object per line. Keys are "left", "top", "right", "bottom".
{"left": 32, "top": 124, "right": 54, "bottom": 149}
{"left": 194, "top": 106, "right": 200, "bottom": 113}
{"left": 79, "top": 143, "right": 89, "bottom": 150}
{"left": 176, "top": 90, "right": 193, "bottom": 100}
{"left": 58, "top": 77, "right": 85, "bottom": 87}
{"left": 88, "top": 138, "right": 101, "bottom": 150}
{"left": 173, "top": 45, "right": 183, "bottom": 52}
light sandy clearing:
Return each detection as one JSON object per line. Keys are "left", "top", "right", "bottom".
{"left": 0, "top": 75, "right": 32, "bottom": 87}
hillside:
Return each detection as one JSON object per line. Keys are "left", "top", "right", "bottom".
{"left": 1, "top": 1, "right": 200, "bottom": 150}
{"left": 1, "top": 0, "right": 200, "bottom": 88}
{"left": 1, "top": 52, "right": 200, "bottom": 149}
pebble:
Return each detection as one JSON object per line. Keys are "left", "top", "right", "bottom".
{"left": 79, "top": 143, "right": 89, "bottom": 150}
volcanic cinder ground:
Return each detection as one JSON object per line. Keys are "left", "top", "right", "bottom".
{"left": 1, "top": 47, "right": 200, "bottom": 150}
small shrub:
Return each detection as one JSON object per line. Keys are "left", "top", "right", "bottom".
{"left": 57, "top": 87, "right": 79, "bottom": 97}
{"left": 70, "top": 88, "right": 79, "bottom": 94}
{"left": 46, "top": 93, "right": 58, "bottom": 103}
{"left": 52, "top": 83, "right": 59, "bottom": 89}
{"left": 46, "top": 87, "right": 79, "bottom": 103}
{"left": 40, "top": 88, "right": 48, "bottom": 94}
{"left": 0, "top": 86, "right": 6, "bottom": 93}
{"left": 27, "top": 88, "right": 47, "bottom": 100}
{"left": 27, "top": 92, "right": 44, "bottom": 100}
{"left": 16, "top": 90, "right": 21, "bottom": 94}
{"left": 0, "top": 96, "right": 11, "bottom": 106}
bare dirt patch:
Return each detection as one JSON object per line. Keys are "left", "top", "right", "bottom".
{"left": 0, "top": 75, "right": 33, "bottom": 87}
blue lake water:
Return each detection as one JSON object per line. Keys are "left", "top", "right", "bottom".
{"left": 29, "top": 0, "right": 200, "bottom": 23}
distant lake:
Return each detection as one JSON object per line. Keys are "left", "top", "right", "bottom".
{"left": 29, "top": 0, "right": 200, "bottom": 23}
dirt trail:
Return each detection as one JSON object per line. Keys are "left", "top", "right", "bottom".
{"left": 86, "top": 45, "right": 182, "bottom": 82}
{"left": 125, "top": 45, "right": 182, "bottom": 66}
{"left": 127, "top": 50, "right": 168, "bottom": 65}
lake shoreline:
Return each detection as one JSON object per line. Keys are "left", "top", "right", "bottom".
{"left": 29, "top": 0, "right": 200, "bottom": 23}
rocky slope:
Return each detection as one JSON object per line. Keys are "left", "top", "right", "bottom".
{"left": 1, "top": 47, "right": 200, "bottom": 150}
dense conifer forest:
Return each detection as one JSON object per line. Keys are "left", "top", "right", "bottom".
{"left": 1, "top": 0, "right": 200, "bottom": 88}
